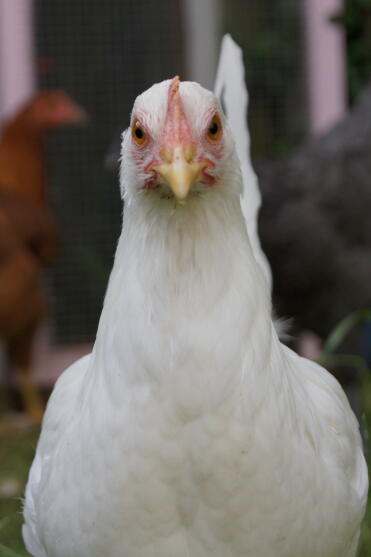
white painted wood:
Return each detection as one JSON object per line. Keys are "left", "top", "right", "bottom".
{"left": 302, "top": 0, "right": 346, "bottom": 134}
{"left": 182, "top": 0, "right": 222, "bottom": 90}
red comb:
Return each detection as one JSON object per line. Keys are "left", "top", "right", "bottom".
{"left": 163, "top": 76, "right": 192, "bottom": 148}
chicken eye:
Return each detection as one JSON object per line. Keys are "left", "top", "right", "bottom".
{"left": 132, "top": 121, "right": 147, "bottom": 145}
{"left": 207, "top": 115, "right": 222, "bottom": 141}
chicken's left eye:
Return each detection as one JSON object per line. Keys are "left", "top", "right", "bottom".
{"left": 132, "top": 121, "right": 147, "bottom": 145}
{"left": 207, "top": 114, "right": 222, "bottom": 141}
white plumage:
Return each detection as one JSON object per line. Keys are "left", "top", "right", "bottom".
{"left": 214, "top": 34, "right": 271, "bottom": 286}
{"left": 23, "top": 39, "right": 367, "bottom": 557}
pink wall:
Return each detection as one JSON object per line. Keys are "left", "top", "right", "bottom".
{"left": 302, "top": 0, "right": 346, "bottom": 135}
{"left": 0, "top": 0, "right": 35, "bottom": 127}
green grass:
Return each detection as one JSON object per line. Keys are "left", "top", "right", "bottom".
{"left": 0, "top": 421, "right": 370, "bottom": 556}
{"left": 0, "top": 427, "right": 39, "bottom": 557}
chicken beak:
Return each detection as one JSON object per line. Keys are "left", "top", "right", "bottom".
{"left": 153, "top": 145, "right": 205, "bottom": 201}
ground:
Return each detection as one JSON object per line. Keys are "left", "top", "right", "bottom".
{"left": 0, "top": 426, "right": 39, "bottom": 557}
{"left": 0, "top": 424, "right": 370, "bottom": 556}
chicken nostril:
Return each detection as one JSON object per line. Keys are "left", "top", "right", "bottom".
{"left": 184, "top": 145, "right": 195, "bottom": 163}
{"left": 161, "top": 148, "right": 173, "bottom": 164}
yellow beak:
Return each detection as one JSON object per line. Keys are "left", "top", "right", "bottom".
{"left": 153, "top": 145, "right": 205, "bottom": 201}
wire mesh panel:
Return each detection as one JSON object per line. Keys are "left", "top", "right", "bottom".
{"left": 35, "top": 0, "right": 183, "bottom": 343}
{"left": 34, "top": 0, "right": 306, "bottom": 344}
{"left": 222, "top": 0, "right": 307, "bottom": 156}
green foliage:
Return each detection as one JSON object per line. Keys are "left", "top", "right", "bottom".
{"left": 318, "top": 309, "right": 371, "bottom": 555}
{"left": 319, "top": 309, "right": 371, "bottom": 362}
{"left": 334, "top": 0, "right": 371, "bottom": 103}
{"left": 223, "top": 0, "right": 306, "bottom": 156}
{"left": 0, "top": 543, "right": 25, "bottom": 557}
{"left": 318, "top": 309, "right": 371, "bottom": 431}
{"left": 0, "top": 427, "right": 39, "bottom": 556}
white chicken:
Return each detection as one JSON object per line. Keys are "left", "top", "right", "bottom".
{"left": 23, "top": 71, "right": 367, "bottom": 556}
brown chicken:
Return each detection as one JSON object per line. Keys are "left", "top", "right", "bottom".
{"left": 0, "top": 90, "right": 87, "bottom": 421}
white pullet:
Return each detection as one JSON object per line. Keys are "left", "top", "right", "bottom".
{"left": 23, "top": 75, "right": 367, "bottom": 557}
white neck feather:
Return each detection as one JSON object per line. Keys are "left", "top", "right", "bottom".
{"left": 92, "top": 176, "right": 277, "bottom": 416}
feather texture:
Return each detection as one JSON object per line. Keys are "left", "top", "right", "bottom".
{"left": 23, "top": 76, "right": 367, "bottom": 557}
{"left": 214, "top": 34, "right": 271, "bottom": 286}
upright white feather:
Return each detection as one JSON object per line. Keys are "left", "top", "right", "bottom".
{"left": 214, "top": 34, "right": 271, "bottom": 286}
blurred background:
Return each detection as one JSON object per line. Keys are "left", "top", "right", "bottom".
{"left": 0, "top": 0, "right": 370, "bottom": 555}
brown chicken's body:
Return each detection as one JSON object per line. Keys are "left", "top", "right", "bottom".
{"left": 0, "top": 91, "right": 86, "bottom": 420}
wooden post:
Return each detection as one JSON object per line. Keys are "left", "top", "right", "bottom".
{"left": 182, "top": 0, "right": 222, "bottom": 90}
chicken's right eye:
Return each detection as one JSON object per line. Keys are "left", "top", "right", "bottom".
{"left": 207, "top": 114, "right": 222, "bottom": 142}
{"left": 132, "top": 121, "right": 146, "bottom": 145}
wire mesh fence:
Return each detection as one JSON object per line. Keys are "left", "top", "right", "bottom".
{"left": 34, "top": 0, "right": 306, "bottom": 344}
{"left": 223, "top": 0, "right": 307, "bottom": 156}
{"left": 35, "top": 0, "right": 183, "bottom": 343}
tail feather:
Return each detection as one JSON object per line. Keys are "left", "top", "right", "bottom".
{"left": 214, "top": 34, "right": 272, "bottom": 287}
